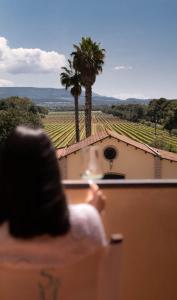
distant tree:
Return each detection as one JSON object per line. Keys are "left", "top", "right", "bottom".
{"left": 0, "top": 97, "right": 42, "bottom": 148}
{"left": 0, "top": 96, "right": 34, "bottom": 111}
{"left": 164, "top": 108, "right": 177, "bottom": 134}
{"left": 60, "top": 59, "right": 82, "bottom": 142}
{"left": 72, "top": 37, "right": 105, "bottom": 137}
{"left": 147, "top": 98, "right": 167, "bottom": 135}
{"left": 36, "top": 106, "right": 48, "bottom": 116}
{"left": 105, "top": 104, "right": 147, "bottom": 122}
{"left": 0, "top": 96, "right": 49, "bottom": 115}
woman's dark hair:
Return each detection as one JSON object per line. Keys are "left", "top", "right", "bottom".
{"left": 0, "top": 126, "right": 70, "bottom": 238}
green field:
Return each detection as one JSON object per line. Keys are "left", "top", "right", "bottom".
{"left": 43, "top": 111, "right": 177, "bottom": 152}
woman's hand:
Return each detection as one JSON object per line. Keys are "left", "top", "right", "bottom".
{"left": 86, "top": 182, "right": 106, "bottom": 214}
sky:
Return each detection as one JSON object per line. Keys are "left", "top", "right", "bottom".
{"left": 0, "top": 0, "right": 177, "bottom": 99}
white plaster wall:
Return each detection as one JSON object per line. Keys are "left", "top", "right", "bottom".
{"left": 61, "top": 137, "right": 155, "bottom": 179}
{"left": 161, "top": 159, "right": 177, "bottom": 178}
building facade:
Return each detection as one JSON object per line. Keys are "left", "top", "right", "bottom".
{"left": 57, "top": 131, "right": 177, "bottom": 180}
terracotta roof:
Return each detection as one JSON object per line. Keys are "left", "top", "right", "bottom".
{"left": 56, "top": 131, "right": 108, "bottom": 158}
{"left": 56, "top": 130, "right": 177, "bottom": 162}
{"left": 151, "top": 147, "right": 177, "bottom": 162}
{"left": 106, "top": 130, "right": 155, "bottom": 154}
{"left": 56, "top": 147, "right": 65, "bottom": 158}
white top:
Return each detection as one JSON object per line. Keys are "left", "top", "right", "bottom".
{"left": 0, "top": 204, "right": 107, "bottom": 267}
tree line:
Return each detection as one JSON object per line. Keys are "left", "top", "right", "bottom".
{"left": 0, "top": 96, "right": 47, "bottom": 147}
{"left": 103, "top": 98, "right": 177, "bottom": 135}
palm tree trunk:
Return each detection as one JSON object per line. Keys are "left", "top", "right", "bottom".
{"left": 74, "top": 95, "right": 80, "bottom": 142}
{"left": 85, "top": 84, "right": 92, "bottom": 137}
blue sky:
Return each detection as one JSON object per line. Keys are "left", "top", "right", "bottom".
{"left": 0, "top": 0, "right": 177, "bottom": 99}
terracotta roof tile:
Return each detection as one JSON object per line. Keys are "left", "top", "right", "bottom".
{"left": 56, "top": 147, "right": 65, "bottom": 158}
{"left": 56, "top": 130, "right": 177, "bottom": 162}
{"left": 106, "top": 130, "right": 155, "bottom": 155}
{"left": 151, "top": 147, "right": 177, "bottom": 162}
{"left": 56, "top": 131, "right": 108, "bottom": 158}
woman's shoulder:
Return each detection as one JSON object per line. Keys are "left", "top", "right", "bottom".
{"left": 69, "top": 203, "right": 102, "bottom": 227}
{"left": 0, "top": 206, "right": 107, "bottom": 266}
{"left": 68, "top": 204, "right": 107, "bottom": 246}
{"left": 69, "top": 202, "right": 99, "bottom": 216}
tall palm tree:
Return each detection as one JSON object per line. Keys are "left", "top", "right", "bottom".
{"left": 72, "top": 37, "right": 105, "bottom": 137}
{"left": 60, "top": 59, "right": 81, "bottom": 142}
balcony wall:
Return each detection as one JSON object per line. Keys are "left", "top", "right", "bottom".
{"left": 64, "top": 180, "right": 177, "bottom": 300}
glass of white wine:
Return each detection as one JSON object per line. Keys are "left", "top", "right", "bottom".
{"left": 81, "top": 145, "right": 103, "bottom": 180}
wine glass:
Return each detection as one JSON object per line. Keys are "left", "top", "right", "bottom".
{"left": 81, "top": 145, "right": 103, "bottom": 180}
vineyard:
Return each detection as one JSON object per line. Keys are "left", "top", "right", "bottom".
{"left": 43, "top": 111, "right": 177, "bottom": 152}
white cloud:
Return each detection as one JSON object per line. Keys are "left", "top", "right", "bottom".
{"left": 114, "top": 65, "right": 132, "bottom": 71}
{"left": 0, "top": 37, "right": 66, "bottom": 74}
{"left": 0, "top": 78, "right": 14, "bottom": 87}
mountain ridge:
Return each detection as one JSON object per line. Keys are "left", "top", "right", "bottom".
{"left": 0, "top": 87, "right": 150, "bottom": 106}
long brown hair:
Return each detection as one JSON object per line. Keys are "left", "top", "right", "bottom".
{"left": 0, "top": 126, "right": 70, "bottom": 238}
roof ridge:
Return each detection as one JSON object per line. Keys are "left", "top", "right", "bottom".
{"left": 144, "top": 143, "right": 161, "bottom": 157}
{"left": 56, "top": 130, "right": 177, "bottom": 162}
{"left": 105, "top": 128, "right": 111, "bottom": 136}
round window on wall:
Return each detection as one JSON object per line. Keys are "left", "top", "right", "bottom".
{"left": 103, "top": 146, "right": 118, "bottom": 161}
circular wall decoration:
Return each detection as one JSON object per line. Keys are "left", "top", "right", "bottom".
{"left": 103, "top": 146, "right": 117, "bottom": 161}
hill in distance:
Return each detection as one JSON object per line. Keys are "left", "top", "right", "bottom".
{"left": 0, "top": 87, "right": 150, "bottom": 107}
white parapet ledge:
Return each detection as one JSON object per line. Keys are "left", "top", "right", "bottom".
{"left": 63, "top": 179, "right": 177, "bottom": 189}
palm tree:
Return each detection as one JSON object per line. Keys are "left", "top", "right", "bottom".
{"left": 60, "top": 59, "right": 81, "bottom": 142}
{"left": 72, "top": 37, "right": 105, "bottom": 137}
